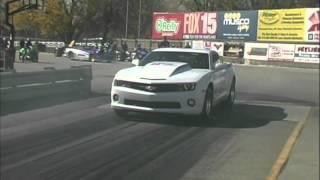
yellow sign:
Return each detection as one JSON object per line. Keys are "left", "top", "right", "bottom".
{"left": 258, "top": 9, "right": 306, "bottom": 42}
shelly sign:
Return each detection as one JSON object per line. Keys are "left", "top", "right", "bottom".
{"left": 155, "top": 19, "right": 180, "bottom": 34}
{"left": 152, "top": 13, "right": 184, "bottom": 40}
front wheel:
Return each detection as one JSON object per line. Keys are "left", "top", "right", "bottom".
{"left": 222, "top": 79, "right": 236, "bottom": 109}
{"left": 201, "top": 87, "right": 214, "bottom": 120}
{"left": 67, "top": 52, "right": 74, "bottom": 59}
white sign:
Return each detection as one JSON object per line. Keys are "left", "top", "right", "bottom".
{"left": 192, "top": 40, "right": 224, "bottom": 56}
{"left": 268, "top": 44, "right": 295, "bottom": 61}
{"left": 244, "top": 43, "right": 269, "bottom": 61}
{"left": 294, "top": 44, "right": 320, "bottom": 63}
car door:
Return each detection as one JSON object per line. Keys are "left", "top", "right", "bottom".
{"left": 210, "top": 52, "right": 226, "bottom": 103}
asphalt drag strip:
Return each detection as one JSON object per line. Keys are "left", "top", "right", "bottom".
{"left": 0, "top": 97, "right": 312, "bottom": 180}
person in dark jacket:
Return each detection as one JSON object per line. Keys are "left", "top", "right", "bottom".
{"left": 26, "top": 39, "right": 32, "bottom": 49}
{"left": 20, "top": 39, "right": 25, "bottom": 49}
{"left": 159, "top": 36, "right": 170, "bottom": 48}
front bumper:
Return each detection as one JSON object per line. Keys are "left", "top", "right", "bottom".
{"left": 111, "top": 86, "right": 205, "bottom": 115}
{"left": 74, "top": 54, "right": 90, "bottom": 61}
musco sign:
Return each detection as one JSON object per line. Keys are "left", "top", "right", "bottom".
{"left": 217, "top": 11, "right": 258, "bottom": 41}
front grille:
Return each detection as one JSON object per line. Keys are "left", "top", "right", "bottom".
{"left": 124, "top": 99, "right": 181, "bottom": 109}
{"left": 116, "top": 81, "right": 181, "bottom": 92}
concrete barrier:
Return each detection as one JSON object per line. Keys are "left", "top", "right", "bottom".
{"left": 0, "top": 65, "right": 92, "bottom": 102}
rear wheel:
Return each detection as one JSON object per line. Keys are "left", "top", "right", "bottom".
{"left": 201, "top": 87, "right": 214, "bottom": 120}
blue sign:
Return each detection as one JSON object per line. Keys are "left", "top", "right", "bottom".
{"left": 217, "top": 11, "right": 258, "bottom": 41}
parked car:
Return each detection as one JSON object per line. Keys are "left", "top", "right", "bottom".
{"left": 111, "top": 48, "right": 236, "bottom": 120}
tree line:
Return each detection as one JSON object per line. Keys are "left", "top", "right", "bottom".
{"left": 8, "top": 0, "right": 319, "bottom": 44}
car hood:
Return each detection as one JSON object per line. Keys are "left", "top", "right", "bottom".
{"left": 115, "top": 61, "right": 210, "bottom": 83}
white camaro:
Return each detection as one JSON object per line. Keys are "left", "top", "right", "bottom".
{"left": 64, "top": 47, "right": 94, "bottom": 61}
{"left": 111, "top": 48, "right": 236, "bottom": 120}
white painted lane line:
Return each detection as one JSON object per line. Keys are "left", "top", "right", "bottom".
{"left": 97, "top": 103, "right": 111, "bottom": 109}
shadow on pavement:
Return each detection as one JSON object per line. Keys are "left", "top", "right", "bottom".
{"left": 0, "top": 92, "right": 105, "bottom": 116}
{"left": 122, "top": 103, "right": 288, "bottom": 129}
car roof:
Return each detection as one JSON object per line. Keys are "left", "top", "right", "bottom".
{"left": 153, "top": 48, "right": 211, "bottom": 54}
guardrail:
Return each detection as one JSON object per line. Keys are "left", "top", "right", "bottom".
{"left": 0, "top": 65, "right": 92, "bottom": 102}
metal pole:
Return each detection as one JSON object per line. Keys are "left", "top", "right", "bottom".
{"left": 125, "top": 0, "right": 129, "bottom": 39}
{"left": 138, "top": 0, "right": 141, "bottom": 39}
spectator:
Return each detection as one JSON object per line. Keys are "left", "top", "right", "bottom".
{"left": 20, "top": 39, "right": 25, "bottom": 49}
{"left": 120, "top": 41, "right": 128, "bottom": 61}
{"left": 121, "top": 41, "right": 128, "bottom": 52}
{"left": 111, "top": 42, "right": 118, "bottom": 60}
{"left": 134, "top": 44, "right": 148, "bottom": 60}
{"left": 159, "top": 36, "right": 170, "bottom": 48}
{"left": 26, "top": 38, "right": 32, "bottom": 49}
{"left": 111, "top": 42, "right": 118, "bottom": 52}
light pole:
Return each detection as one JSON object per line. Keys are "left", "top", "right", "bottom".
{"left": 125, "top": 0, "right": 129, "bottom": 39}
{"left": 138, "top": 0, "right": 141, "bottom": 39}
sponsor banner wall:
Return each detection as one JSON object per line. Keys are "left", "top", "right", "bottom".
{"left": 244, "top": 43, "right": 269, "bottom": 60}
{"left": 217, "top": 11, "right": 258, "bottom": 41}
{"left": 257, "top": 9, "right": 306, "bottom": 42}
{"left": 294, "top": 44, "right": 320, "bottom": 63}
{"left": 192, "top": 41, "right": 224, "bottom": 56}
{"left": 268, "top": 44, "right": 295, "bottom": 61}
{"left": 152, "top": 13, "right": 184, "bottom": 40}
{"left": 305, "top": 8, "right": 320, "bottom": 42}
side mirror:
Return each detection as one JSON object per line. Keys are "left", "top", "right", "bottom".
{"left": 132, "top": 59, "right": 140, "bottom": 66}
{"left": 215, "top": 62, "right": 222, "bottom": 68}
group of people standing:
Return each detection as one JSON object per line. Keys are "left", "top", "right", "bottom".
{"left": 0, "top": 38, "right": 15, "bottom": 70}
{"left": 92, "top": 36, "right": 192, "bottom": 62}
{"left": 158, "top": 36, "right": 191, "bottom": 48}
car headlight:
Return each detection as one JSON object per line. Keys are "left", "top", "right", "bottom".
{"left": 114, "top": 80, "right": 129, "bottom": 87}
{"left": 179, "top": 83, "right": 196, "bottom": 91}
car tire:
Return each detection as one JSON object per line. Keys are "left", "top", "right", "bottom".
{"left": 222, "top": 79, "right": 236, "bottom": 109}
{"left": 67, "top": 51, "right": 74, "bottom": 59}
{"left": 89, "top": 54, "right": 93, "bottom": 62}
{"left": 113, "top": 109, "right": 128, "bottom": 117}
{"left": 201, "top": 86, "right": 214, "bottom": 120}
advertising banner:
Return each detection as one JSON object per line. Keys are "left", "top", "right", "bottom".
{"left": 294, "top": 44, "right": 320, "bottom": 63}
{"left": 183, "top": 12, "right": 218, "bottom": 40}
{"left": 152, "top": 12, "right": 218, "bottom": 40}
{"left": 217, "top": 11, "right": 258, "bottom": 41}
{"left": 257, "top": 9, "right": 306, "bottom": 42}
{"left": 192, "top": 41, "right": 224, "bottom": 56}
{"left": 244, "top": 43, "right": 269, "bottom": 60}
{"left": 152, "top": 13, "right": 184, "bottom": 40}
{"left": 268, "top": 44, "right": 295, "bottom": 61}
{"left": 305, "top": 8, "right": 320, "bottom": 42}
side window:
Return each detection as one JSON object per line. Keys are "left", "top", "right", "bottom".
{"left": 210, "top": 51, "right": 221, "bottom": 68}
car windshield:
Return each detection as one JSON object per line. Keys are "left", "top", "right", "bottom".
{"left": 140, "top": 52, "right": 209, "bottom": 69}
